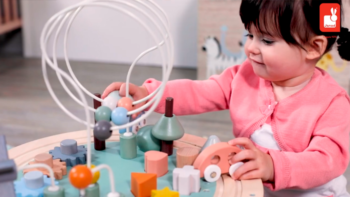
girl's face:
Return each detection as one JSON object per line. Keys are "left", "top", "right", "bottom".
{"left": 244, "top": 26, "right": 313, "bottom": 84}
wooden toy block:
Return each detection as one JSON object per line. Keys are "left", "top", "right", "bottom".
{"left": 151, "top": 187, "right": 179, "bottom": 197}
{"left": 173, "top": 165, "right": 200, "bottom": 195}
{"left": 23, "top": 153, "right": 67, "bottom": 180}
{"left": 222, "top": 174, "right": 238, "bottom": 197}
{"left": 241, "top": 179, "right": 264, "bottom": 197}
{"left": 144, "top": 151, "right": 168, "bottom": 177}
{"left": 176, "top": 147, "right": 199, "bottom": 168}
{"left": 131, "top": 172, "right": 157, "bottom": 197}
{"left": 193, "top": 142, "right": 241, "bottom": 179}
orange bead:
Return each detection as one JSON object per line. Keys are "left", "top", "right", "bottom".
{"left": 117, "top": 97, "right": 134, "bottom": 111}
{"left": 69, "top": 165, "right": 93, "bottom": 189}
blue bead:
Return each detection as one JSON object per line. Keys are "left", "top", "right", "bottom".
{"left": 119, "top": 128, "right": 126, "bottom": 134}
{"left": 111, "top": 107, "right": 129, "bottom": 125}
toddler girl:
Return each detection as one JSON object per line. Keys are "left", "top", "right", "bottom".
{"left": 103, "top": 0, "right": 350, "bottom": 196}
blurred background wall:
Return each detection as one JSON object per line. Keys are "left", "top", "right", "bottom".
{"left": 20, "top": 0, "right": 198, "bottom": 68}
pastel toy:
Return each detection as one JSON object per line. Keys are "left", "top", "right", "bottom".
{"left": 176, "top": 147, "right": 199, "bottom": 168}
{"left": 144, "top": 151, "right": 168, "bottom": 177}
{"left": 131, "top": 172, "right": 157, "bottom": 197}
{"left": 193, "top": 142, "right": 241, "bottom": 182}
{"left": 136, "top": 125, "right": 161, "bottom": 152}
{"left": 14, "top": 171, "right": 60, "bottom": 197}
{"left": 49, "top": 139, "right": 87, "bottom": 167}
{"left": 102, "top": 91, "right": 121, "bottom": 111}
{"left": 199, "top": 135, "right": 221, "bottom": 153}
{"left": 120, "top": 133, "right": 137, "bottom": 159}
{"left": 93, "top": 120, "right": 112, "bottom": 141}
{"left": 95, "top": 106, "right": 112, "bottom": 122}
{"left": 23, "top": 153, "right": 67, "bottom": 180}
{"left": 117, "top": 97, "right": 134, "bottom": 111}
{"left": 151, "top": 97, "right": 184, "bottom": 155}
{"left": 111, "top": 107, "right": 129, "bottom": 125}
{"left": 173, "top": 165, "right": 200, "bottom": 195}
{"left": 85, "top": 183, "right": 100, "bottom": 197}
{"left": 151, "top": 187, "right": 179, "bottom": 197}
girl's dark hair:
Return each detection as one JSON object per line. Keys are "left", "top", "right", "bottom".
{"left": 240, "top": 0, "right": 350, "bottom": 61}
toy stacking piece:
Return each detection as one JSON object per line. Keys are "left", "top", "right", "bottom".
{"left": 131, "top": 172, "right": 157, "bottom": 197}
{"left": 136, "top": 125, "right": 161, "bottom": 152}
{"left": 176, "top": 147, "right": 200, "bottom": 168}
{"left": 193, "top": 142, "right": 241, "bottom": 182}
{"left": 151, "top": 97, "right": 185, "bottom": 155}
{"left": 151, "top": 187, "right": 179, "bottom": 197}
{"left": 15, "top": 171, "right": 63, "bottom": 197}
{"left": 0, "top": 135, "right": 16, "bottom": 197}
{"left": 94, "top": 93, "right": 107, "bottom": 151}
{"left": 120, "top": 133, "right": 137, "bottom": 159}
{"left": 23, "top": 153, "right": 67, "bottom": 180}
{"left": 173, "top": 165, "right": 200, "bottom": 195}
{"left": 49, "top": 139, "right": 87, "bottom": 167}
{"left": 144, "top": 151, "right": 168, "bottom": 177}
{"left": 200, "top": 135, "right": 221, "bottom": 153}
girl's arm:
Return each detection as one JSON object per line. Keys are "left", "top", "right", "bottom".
{"left": 142, "top": 65, "right": 239, "bottom": 115}
{"left": 265, "top": 94, "right": 350, "bottom": 191}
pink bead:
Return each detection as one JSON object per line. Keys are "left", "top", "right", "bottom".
{"left": 117, "top": 97, "right": 134, "bottom": 111}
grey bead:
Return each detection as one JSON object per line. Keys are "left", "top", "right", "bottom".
{"left": 94, "top": 120, "right": 112, "bottom": 141}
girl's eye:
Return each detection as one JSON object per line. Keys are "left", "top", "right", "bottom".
{"left": 245, "top": 33, "right": 253, "bottom": 39}
{"left": 262, "top": 39, "right": 274, "bottom": 45}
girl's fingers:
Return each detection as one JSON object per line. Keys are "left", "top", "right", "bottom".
{"left": 228, "top": 137, "right": 255, "bottom": 150}
{"left": 230, "top": 149, "right": 256, "bottom": 164}
{"left": 119, "top": 83, "right": 140, "bottom": 97}
{"left": 237, "top": 169, "right": 261, "bottom": 180}
{"left": 102, "top": 82, "right": 123, "bottom": 99}
{"left": 232, "top": 160, "right": 257, "bottom": 180}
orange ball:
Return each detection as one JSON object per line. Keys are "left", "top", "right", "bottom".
{"left": 69, "top": 165, "right": 93, "bottom": 189}
{"left": 117, "top": 97, "right": 134, "bottom": 111}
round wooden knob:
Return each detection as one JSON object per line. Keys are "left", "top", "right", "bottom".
{"left": 34, "top": 153, "right": 53, "bottom": 168}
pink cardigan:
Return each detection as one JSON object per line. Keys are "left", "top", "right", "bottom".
{"left": 142, "top": 59, "right": 350, "bottom": 191}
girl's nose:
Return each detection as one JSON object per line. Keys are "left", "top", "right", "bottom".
{"left": 246, "top": 40, "right": 260, "bottom": 55}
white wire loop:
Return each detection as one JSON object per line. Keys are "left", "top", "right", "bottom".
{"left": 41, "top": 0, "right": 174, "bottom": 169}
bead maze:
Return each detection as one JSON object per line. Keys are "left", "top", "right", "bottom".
{"left": 4, "top": 0, "right": 264, "bottom": 196}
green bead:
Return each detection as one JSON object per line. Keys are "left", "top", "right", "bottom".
{"left": 136, "top": 125, "right": 160, "bottom": 152}
{"left": 151, "top": 115, "right": 185, "bottom": 141}
{"left": 120, "top": 133, "right": 137, "bottom": 159}
{"left": 43, "top": 186, "right": 65, "bottom": 197}
{"left": 86, "top": 183, "right": 100, "bottom": 197}
{"left": 95, "top": 106, "right": 112, "bottom": 122}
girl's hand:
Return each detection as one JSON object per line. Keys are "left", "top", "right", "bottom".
{"left": 228, "top": 137, "right": 275, "bottom": 182}
{"left": 102, "top": 82, "right": 149, "bottom": 119}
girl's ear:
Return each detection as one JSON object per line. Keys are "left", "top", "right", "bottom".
{"left": 305, "top": 35, "right": 328, "bottom": 60}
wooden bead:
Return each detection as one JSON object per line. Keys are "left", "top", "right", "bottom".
{"left": 117, "top": 97, "right": 134, "bottom": 111}
{"left": 176, "top": 147, "right": 199, "bottom": 168}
